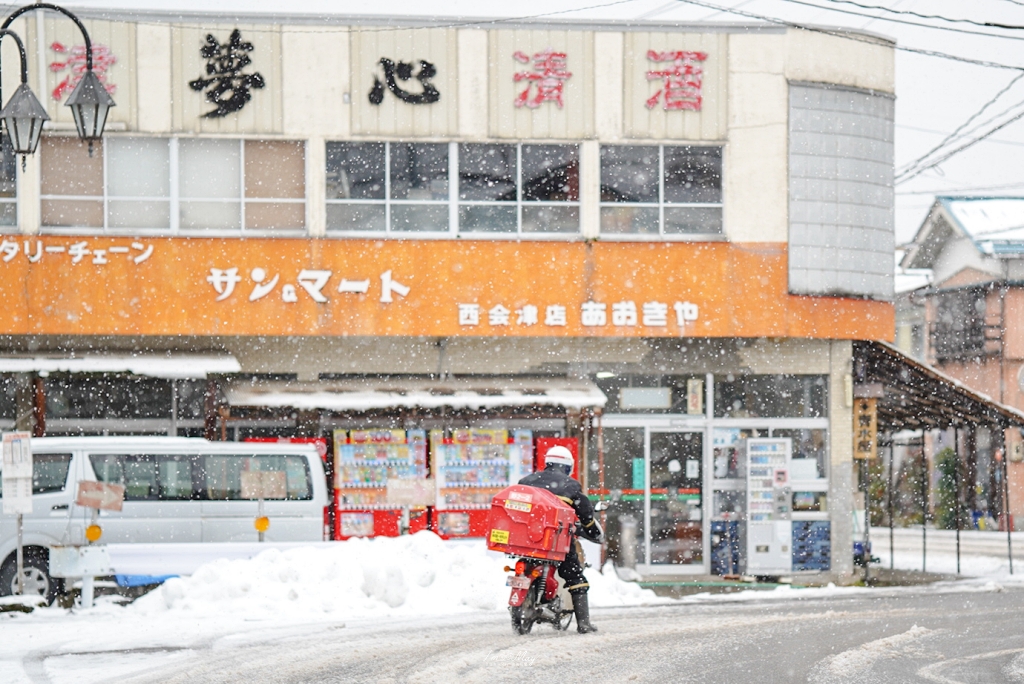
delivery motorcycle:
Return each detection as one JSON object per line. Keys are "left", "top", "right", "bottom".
{"left": 504, "top": 556, "right": 575, "bottom": 634}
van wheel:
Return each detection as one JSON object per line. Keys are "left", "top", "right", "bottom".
{"left": 0, "top": 547, "right": 63, "bottom": 605}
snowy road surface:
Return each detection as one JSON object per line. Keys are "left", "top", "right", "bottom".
{"left": 82, "top": 584, "right": 1024, "bottom": 684}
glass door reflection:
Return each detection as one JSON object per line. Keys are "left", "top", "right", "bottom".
{"left": 648, "top": 431, "right": 703, "bottom": 565}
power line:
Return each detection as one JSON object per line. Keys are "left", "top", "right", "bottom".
{"left": 774, "top": 0, "right": 1024, "bottom": 43}
{"left": 897, "top": 107, "right": 1024, "bottom": 184}
{"left": 672, "top": 0, "right": 1024, "bottom": 71}
{"left": 897, "top": 182, "right": 1024, "bottom": 195}
{"left": 896, "top": 73, "right": 1024, "bottom": 179}
{"left": 820, "top": 0, "right": 1024, "bottom": 32}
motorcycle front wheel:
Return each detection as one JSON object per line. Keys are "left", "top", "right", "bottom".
{"left": 510, "top": 584, "right": 539, "bottom": 635}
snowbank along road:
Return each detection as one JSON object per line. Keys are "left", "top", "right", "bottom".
{"left": 109, "top": 583, "right": 1024, "bottom": 684}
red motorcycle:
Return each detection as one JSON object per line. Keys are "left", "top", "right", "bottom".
{"left": 505, "top": 557, "right": 574, "bottom": 634}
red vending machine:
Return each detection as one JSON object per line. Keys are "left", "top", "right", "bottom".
{"left": 431, "top": 428, "right": 534, "bottom": 539}
{"left": 333, "top": 429, "right": 429, "bottom": 539}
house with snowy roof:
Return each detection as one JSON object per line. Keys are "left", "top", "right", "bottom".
{"left": 902, "top": 196, "right": 1024, "bottom": 525}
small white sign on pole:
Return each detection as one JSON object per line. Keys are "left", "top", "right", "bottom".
{"left": 2, "top": 432, "right": 32, "bottom": 515}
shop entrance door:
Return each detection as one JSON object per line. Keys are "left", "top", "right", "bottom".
{"left": 647, "top": 431, "right": 704, "bottom": 567}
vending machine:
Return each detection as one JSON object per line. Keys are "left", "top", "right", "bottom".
{"left": 431, "top": 428, "right": 533, "bottom": 539}
{"left": 745, "top": 438, "right": 793, "bottom": 575}
{"left": 333, "top": 429, "right": 429, "bottom": 539}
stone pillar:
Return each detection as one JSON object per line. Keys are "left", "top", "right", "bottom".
{"left": 829, "top": 340, "right": 855, "bottom": 579}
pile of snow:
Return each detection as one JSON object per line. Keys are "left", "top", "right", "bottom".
{"left": 130, "top": 532, "right": 658, "bottom": 622}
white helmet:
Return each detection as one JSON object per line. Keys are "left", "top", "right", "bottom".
{"left": 544, "top": 445, "right": 574, "bottom": 470}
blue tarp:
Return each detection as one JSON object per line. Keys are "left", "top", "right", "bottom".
{"left": 115, "top": 574, "right": 177, "bottom": 588}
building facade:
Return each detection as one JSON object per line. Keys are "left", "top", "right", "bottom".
{"left": 0, "top": 10, "right": 897, "bottom": 578}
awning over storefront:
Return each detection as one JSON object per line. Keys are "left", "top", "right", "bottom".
{"left": 0, "top": 354, "right": 241, "bottom": 379}
{"left": 853, "top": 341, "right": 1024, "bottom": 430}
{"left": 224, "top": 377, "right": 607, "bottom": 412}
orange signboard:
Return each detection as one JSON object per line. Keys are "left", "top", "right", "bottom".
{"left": 0, "top": 236, "right": 893, "bottom": 340}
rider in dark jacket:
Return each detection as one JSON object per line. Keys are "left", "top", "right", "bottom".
{"left": 518, "top": 445, "right": 603, "bottom": 633}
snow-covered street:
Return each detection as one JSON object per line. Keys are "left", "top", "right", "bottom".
{"left": 3, "top": 531, "right": 1024, "bottom": 683}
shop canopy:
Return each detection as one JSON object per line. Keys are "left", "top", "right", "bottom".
{"left": 224, "top": 376, "right": 607, "bottom": 412}
{"left": 0, "top": 353, "right": 241, "bottom": 379}
{"left": 853, "top": 340, "right": 1024, "bottom": 431}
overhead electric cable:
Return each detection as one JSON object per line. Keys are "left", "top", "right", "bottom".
{"left": 774, "top": 0, "right": 1024, "bottom": 42}
{"left": 896, "top": 73, "right": 1024, "bottom": 179}
{"left": 673, "top": 0, "right": 1024, "bottom": 70}
{"left": 897, "top": 107, "right": 1024, "bottom": 184}
{"left": 820, "top": 0, "right": 1024, "bottom": 31}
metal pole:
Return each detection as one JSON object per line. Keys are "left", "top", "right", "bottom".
{"left": 922, "top": 433, "right": 928, "bottom": 573}
{"left": 888, "top": 439, "right": 894, "bottom": 571}
{"left": 862, "top": 458, "right": 870, "bottom": 583}
{"left": 15, "top": 513, "right": 23, "bottom": 595}
{"left": 955, "top": 427, "right": 961, "bottom": 575}
{"left": 258, "top": 497, "right": 265, "bottom": 543}
{"left": 1004, "top": 440, "right": 1014, "bottom": 575}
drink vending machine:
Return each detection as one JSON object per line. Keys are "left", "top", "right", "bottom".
{"left": 333, "top": 429, "right": 429, "bottom": 539}
{"left": 430, "top": 428, "right": 533, "bottom": 539}
{"left": 745, "top": 438, "right": 793, "bottom": 575}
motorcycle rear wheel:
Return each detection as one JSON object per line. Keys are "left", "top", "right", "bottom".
{"left": 511, "top": 584, "right": 539, "bottom": 635}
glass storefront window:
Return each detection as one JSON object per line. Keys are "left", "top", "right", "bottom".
{"left": 598, "top": 427, "right": 646, "bottom": 566}
{"left": 714, "top": 374, "right": 828, "bottom": 418}
{"left": 772, "top": 428, "right": 828, "bottom": 479}
{"left": 594, "top": 374, "right": 703, "bottom": 414}
{"left": 45, "top": 376, "right": 172, "bottom": 420}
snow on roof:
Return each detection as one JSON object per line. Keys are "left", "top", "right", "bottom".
{"left": 0, "top": 354, "right": 240, "bottom": 379}
{"left": 225, "top": 377, "right": 607, "bottom": 411}
{"left": 940, "top": 197, "right": 1024, "bottom": 255}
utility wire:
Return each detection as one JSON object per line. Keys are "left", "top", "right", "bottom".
{"left": 774, "top": 0, "right": 1024, "bottom": 42}
{"left": 896, "top": 73, "right": 1024, "bottom": 179}
{"left": 673, "top": 0, "right": 1024, "bottom": 71}
{"left": 897, "top": 107, "right": 1024, "bottom": 184}
{"left": 819, "top": 0, "right": 1024, "bottom": 31}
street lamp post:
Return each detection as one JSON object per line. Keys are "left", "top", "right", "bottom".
{"left": 0, "top": 2, "right": 116, "bottom": 158}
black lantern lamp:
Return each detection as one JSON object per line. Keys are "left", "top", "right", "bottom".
{"left": 0, "top": 28, "right": 47, "bottom": 167}
{"left": 65, "top": 69, "right": 114, "bottom": 154}
{"left": 1, "top": 3, "right": 116, "bottom": 157}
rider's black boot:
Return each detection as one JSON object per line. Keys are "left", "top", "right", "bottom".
{"left": 573, "top": 592, "right": 598, "bottom": 633}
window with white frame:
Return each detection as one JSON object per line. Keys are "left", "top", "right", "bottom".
{"left": 600, "top": 145, "right": 722, "bottom": 237}
{"left": 40, "top": 136, "right": 305, "bottom": 234}
{"left": 0, "top": 137, "right": 16, "bottom": 227}
{"left": 325, "top": 142, "right": 579, "bottom": 236}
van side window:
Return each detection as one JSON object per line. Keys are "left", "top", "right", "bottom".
{"left": 201, "top": 455, "right": 312, "bottom": 501}
{"left": 17, "top": 453, "right": 72, "bottom": 495}
{"left": 90, "top": 454, "right": 196, "bottom": 501}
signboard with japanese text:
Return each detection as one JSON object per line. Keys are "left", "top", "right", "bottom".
{"left": 0, "top": 236, "right": 894, "bottom": 340}
{"left": 2, "top": 432, "right": 32, "bottom": 515}
{"left": 240, "top": 471, "right": 287, "bottom": 500}
{"left": 853, "top": 398, "right": 878, "bottom": 460}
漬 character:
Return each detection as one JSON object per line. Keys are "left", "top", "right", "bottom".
{"left": 513, "top": 48, "right": 572, "bottom": 109}
{"left": 207, "top": 267, "right": 241, "bottom": 301}
{"left": 368, "top": 58, "right": 440, "bottom": 105}
{"left": 645, "top": 50, "right": 707, "bottom": 112}
{"left": 49, "top": 42, "right": 117, "bottom": 102}
{"left": 189, "top": 29, "right": 266, "bottom": 118}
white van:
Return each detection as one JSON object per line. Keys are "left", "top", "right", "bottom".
{"left": 0, "top": 437, "right": 330, "bottom": 602}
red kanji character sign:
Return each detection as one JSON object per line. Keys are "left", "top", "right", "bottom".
{"left": 645, "top": 50, "right": 707, "bottom": 111}
{"left": 513, "top": 48, "right": 572, "bottom": 109}
{"left": 49, "top": 42, "right": 117, "bottom": 101}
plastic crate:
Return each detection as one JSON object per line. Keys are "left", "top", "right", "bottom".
{"left": 486, "top": 484, "right": 577, "bottom": 561}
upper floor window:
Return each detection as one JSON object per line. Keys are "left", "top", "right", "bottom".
{"left": 0, "top": 137, "right": 15, "bottom": 228}
{"left": 600, "top": 145, "right": 722, "bottom": 237}
{"left": 325, "top": 141, "right": 579, "bottom": 237}
{"left": 40, "top": 136, "right": 305, "bottom": 234}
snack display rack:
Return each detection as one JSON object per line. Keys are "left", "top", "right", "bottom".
{"left": 333, "top": 428, "right": 429, "bottom": 539}
{"left": 430, "top": 428, "right": 533, "bottom": 539}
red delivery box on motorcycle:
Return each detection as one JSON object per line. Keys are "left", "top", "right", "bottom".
{"left": 486, "top": 484, "right": 577, "bottom": 561}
